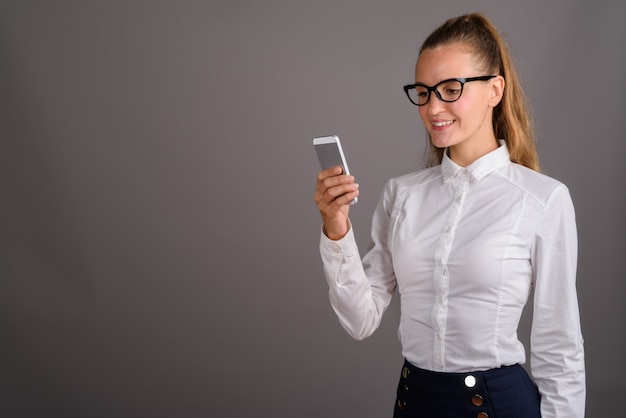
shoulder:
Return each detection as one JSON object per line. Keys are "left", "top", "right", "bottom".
{"left": 376, "top": 166, "right": 441, "bottom": 213}
{"left": 495, "top": 163, "right": 571, "bottom": 208}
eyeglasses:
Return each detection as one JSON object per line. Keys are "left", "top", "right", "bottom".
{"left": 403, "top": 75, "right": 497, "bottom": 106}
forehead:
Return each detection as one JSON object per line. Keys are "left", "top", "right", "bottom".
{"left": 415, "top": 42, "right": 481, "bottom": 84}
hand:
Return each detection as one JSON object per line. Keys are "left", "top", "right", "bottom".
{"left": 313, "top": 166, "right": 360, "bottom": 240}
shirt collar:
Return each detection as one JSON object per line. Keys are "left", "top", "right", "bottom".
{"left": 441, "top": 140, "right": 511, "bottom": 183}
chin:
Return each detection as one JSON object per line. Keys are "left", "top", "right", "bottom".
{"left": 430, "top": 136, "right": 459, "bottom": 149}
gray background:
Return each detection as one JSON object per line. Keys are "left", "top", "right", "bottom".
{"left": 1, "top": 1, "right": 624, "bottom": 417}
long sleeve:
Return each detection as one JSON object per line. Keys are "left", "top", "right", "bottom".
{"left": 530, "top": 184, "right": 586, "bottom": 417}
{"left": 319, "top": 181, "right": 398, "bottom": 340}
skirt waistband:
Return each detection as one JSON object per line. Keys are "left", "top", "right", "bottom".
{"left": 401, "top": 359, "right": 522, "bottom": 383}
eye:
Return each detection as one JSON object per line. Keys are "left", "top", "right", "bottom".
{"left": 438, "top": 81, "right": 463, "bottom": 100}
{"left": 415, "top": 87, "right": 428, "bottom": 98}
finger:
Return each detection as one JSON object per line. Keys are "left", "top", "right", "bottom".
{"left": 317, "top": 166, "right": 344, "bottom": 182}
{"left": 315, "top": 181, "right": 356, "bottom": 207}
{"left": 320, "top": 174, "right": 355, "bottom": 192}
{"left": 315, "top": 174, "right": 355, "bottom": 201}
{"left": 314, "top": 167, "right": 356, "bottom": 206}
{"left": 322, "top": 183, "right": 359, "bottom": 205}
{"left": 330, "top": 190, "right": 359, "bottom": 208}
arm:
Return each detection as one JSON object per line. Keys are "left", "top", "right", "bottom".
{"left": 318, "top": 179, "right": 397, "bottom": 340}
{"left": 530, "top": 184, "right": 586, "bottom": 417}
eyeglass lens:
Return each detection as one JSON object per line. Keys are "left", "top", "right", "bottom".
{"left": 410, "top": 80, "right": 463, "bottom": 105}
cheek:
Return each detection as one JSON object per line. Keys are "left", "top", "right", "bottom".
{"left": 449, "top": 99, "right": 483, "bottom": 126}
{"left": 457, "top": 91, "right": 492, "bottom": 115}
{"left": 451, "top": 99, "right": 471, "bottom": 116}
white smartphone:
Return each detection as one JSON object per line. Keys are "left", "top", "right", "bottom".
{"left": 313, "top": 134, "right": 357, "bottom": 205}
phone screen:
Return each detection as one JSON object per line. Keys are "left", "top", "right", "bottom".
{"left": 314, "top": 142, "right": 348, "bottom": 173}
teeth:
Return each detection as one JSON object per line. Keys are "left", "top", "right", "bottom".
{"left": 432, "top": 121, "right": 454, "bottom": 127}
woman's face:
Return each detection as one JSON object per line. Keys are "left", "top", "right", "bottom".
{"left": 415, "top": 42, "right": 504, "bottom": 163}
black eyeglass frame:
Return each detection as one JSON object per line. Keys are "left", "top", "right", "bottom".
{"left": 403, "top": 75, "right": 498, "bottom": 106}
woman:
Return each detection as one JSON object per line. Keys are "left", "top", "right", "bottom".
{"left": 314, "top": 13, "right": 585, "bottom": 418}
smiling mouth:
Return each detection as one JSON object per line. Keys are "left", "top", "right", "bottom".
{"left": 432, "top": 120, "right": 455, "bottom": 127}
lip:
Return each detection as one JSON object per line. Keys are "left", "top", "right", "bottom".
{"left": 430, "top": 119, "right": 455, "bottom": 132}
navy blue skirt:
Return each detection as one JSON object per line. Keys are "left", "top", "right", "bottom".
{"left": 393, "top": 359, "right": 540, "bottom": 418}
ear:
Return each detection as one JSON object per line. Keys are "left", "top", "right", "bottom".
{"left": 488, "top": 75, "right": 505, "bottom": 107}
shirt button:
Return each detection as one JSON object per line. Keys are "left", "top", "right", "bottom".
{"left": 402, "top": 366, "right": 410, "bottom": 379}
{"left": 464, "top": 375, "right": 477, "bottom": 388}
{"left": 471, "top": 394, "right": 484, "bottom": 406}
{"left": 397, "top": 399, "right": 408, "bottom": 410}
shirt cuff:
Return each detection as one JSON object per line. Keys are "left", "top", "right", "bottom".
{"left": 319, "top": 221, "right": 358, "bottom": 254}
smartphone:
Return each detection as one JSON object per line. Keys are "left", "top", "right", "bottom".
{"left": 313, "top": 134, "right": 357, "bottom": 205}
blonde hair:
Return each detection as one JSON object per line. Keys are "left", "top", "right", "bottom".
{"left": 419, "top": 13, "right": 539, "bottom": 171}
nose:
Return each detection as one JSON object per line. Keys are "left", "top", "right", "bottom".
{"left": 426, "top": 93, "right": 446, "bottom": 115}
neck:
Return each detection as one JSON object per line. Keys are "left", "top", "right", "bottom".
{"left": 448, "top": 136, "right": 499, "bottom": 167}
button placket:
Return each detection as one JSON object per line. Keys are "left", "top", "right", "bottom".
{"left": 464, "top": 373, "right": 489, "bottom": 418}
{"left": 431, "top": 173, "right": 469, "bottom": 369}
{"left": 395, "top": 366, "right": 411, "bottom": 413}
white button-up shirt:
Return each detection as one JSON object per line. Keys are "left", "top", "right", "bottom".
{"left": 319, "top": 143, "right": 585, "bottom": 417}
